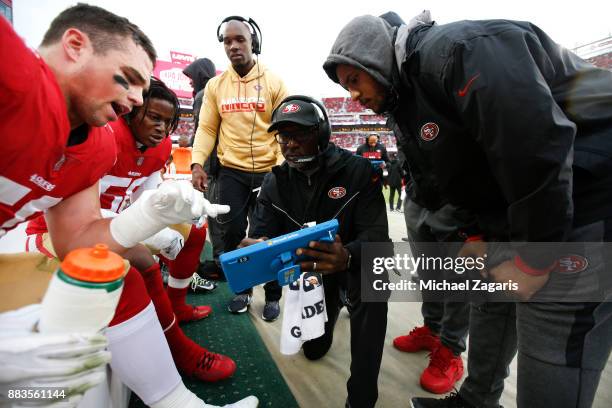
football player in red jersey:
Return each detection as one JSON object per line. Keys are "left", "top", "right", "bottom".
{"left": 0, "top": 5, "right": 256, "bottom": 408}
{"left": 26, "top": 77, "right": 237, "bottom": 383}
{"left": 101, "top": 79, "right": 216, "bottom": 323}
{"left": 101, "top": 80, "right": 214, "bottom": 325}
{"left": 28, "top": 78, "right": 216, "bottom": 323}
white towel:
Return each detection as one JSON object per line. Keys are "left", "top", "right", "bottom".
{"left": 280, "top": 272, "right": 327, "bottom": 355}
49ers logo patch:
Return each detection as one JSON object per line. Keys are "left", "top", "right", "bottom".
{"left": 420, "top": 122, "right": 439, "bottom": 141}
{"left": 282, "top": 103, "right": 300, "bottom": 114}
{"left": 556, "top": 255, "right": 588, "bottom": 274}
{"left": 328, "top": 186, "right": 346, "bottom": 199}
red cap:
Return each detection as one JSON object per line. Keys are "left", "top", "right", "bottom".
{"left": 61, "top": 244, "right": 125, "bottom": 282}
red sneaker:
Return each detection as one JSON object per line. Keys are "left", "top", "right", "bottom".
{"left": 420, "top": 344, "right": 464, "bottom": 394}
{"left": 177, "top": 305, "right": 212, "bottom": 323}
{"left": 393, "top": 325, "right": 440, "bottom": 352}
{"left": 193, "top": 349, "right": 237, "bottom": 382}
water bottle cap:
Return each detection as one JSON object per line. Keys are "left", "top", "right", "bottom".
{"left": 61, "top": 244, "right": 125, "bottom": 282}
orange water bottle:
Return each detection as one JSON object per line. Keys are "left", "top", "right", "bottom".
{"left": 39, "top": 244, "right": 125, "bottom": 333}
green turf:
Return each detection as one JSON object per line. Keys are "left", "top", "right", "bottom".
{"left": 129, "top": 282, "right": 298, "bottom": 407}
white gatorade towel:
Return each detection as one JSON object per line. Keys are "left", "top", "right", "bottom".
{"left": 280, "top": 272, "right": 327, "bottom": 355}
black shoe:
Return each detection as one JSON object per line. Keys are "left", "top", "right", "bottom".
{"left": 228, "top": 293, "right": 252, "bottom": 313}
{"left": 198, "top": 260, "right": 226, "bottom": 281}
{"left": 189, "top": 273, "right": 217, "bottom": 293}
{"left": 410, "top": 392, "right": 482, "bottom": 408}
{"left": 262, "top": 300, "right": 280, "bottom": 322}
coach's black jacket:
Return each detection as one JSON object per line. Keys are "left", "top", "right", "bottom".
{"left": 325, "top": 17, "right": 612, "bottom": 267}
{"left": 250, "top": 143, "right": 390, "bottom": 273}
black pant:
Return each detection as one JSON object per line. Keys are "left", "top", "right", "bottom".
{"left": 459, "top": 219, "right": 612, "bottom": 408}
{"left": 404, "top": 199, "right": 470, "bottom": 354}
{"left": 205, "top": 176, "right": 224, "bottom": 260}
{"left": 217, "top": 166, "right": 282, "bottom": 300}
{"left": 389, "top": 186, "right": 402, "bottom": 210}
{"left": 302, "top": 271, "right": 387, "bottom": 408}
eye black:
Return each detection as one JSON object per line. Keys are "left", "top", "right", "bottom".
{"left": 113, "top": 75, "right": 129, "bottom": 90}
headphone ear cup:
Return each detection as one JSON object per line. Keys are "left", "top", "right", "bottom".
{"left": 274, "top": 95, "right": 330, "bottom": 149}
{"left": 251, "top": 34, "right": 260, "bottom": 54}
{"left": 319, "top": 122, "right": 331, "bottom": 150}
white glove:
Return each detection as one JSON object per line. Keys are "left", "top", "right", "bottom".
{"left": 0, "top": 306, "right": 110, "bottom": 407}
{"left": 110, "top": 180, "right": 229, "bottom": 248}
{"left": 143, "top": 228, "right": 185, "bottom": 260}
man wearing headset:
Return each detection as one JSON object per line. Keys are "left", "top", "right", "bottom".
{"left": 191, "top": 17, "right": 288, "bottom": 320}
{"left": 240, "top": 95, "right": 390, "bottom": 408}
{"left": 356, "top": 133, "right": 390, "bottom": 167}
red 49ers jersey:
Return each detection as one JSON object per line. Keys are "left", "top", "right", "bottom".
{"left": 99, "top": 118, "right": 172, "bottom": 213}
{"left": 0, "top": 18, "right": 115, "bottom": 236}
{"left": 362, "top": 151, "right": 382, "bottom": 160}
{"left": 23, "top": 126, "right": 117, "bottom": 236}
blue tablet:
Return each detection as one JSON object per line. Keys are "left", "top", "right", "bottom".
{"left": 219, "top": 219, "right": 339, "bottom": 294}
{"left": 369, "top": 160, "right": 384, "bottom": 169}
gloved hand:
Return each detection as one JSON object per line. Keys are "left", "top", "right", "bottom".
{"left": 110, "top": 180, "right": 229, "bottom": 248}
{"left": 0, "top": 305, "right": 110, "bottom": 407}
{"left": 142, "top": 228, "right": 185, "bottom": 260}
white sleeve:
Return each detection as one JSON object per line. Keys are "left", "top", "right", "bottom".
{"left": 132, "top": 171, "right": 162, "bottom": 203}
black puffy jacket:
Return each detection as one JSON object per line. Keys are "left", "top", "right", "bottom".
{"left": 325, "top": 17, "right": 612, "bottom": 250}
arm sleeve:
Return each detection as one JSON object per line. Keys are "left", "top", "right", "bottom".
{"left": 192, "top": 82, "right": 220, "bottom": 166}
{"left": 448, "top": 31, "right": 575, "bottom": 266}
{"left": 131, "top": 171, "right": 162, "bottom": 202}
{"left": 271, "top": 77, "right": 289, "bottom": 110}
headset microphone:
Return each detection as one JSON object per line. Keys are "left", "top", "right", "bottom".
{"left": 292, "top": 155, "right": 317, "bottom": 163}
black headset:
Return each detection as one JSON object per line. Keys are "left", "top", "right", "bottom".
{"left": 217, "top": 16, "right": 262, "bottom": 55}
{"left": 272, "top": 95, "right": 331, "bottom": 150}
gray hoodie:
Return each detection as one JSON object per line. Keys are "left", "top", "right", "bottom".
{"left": 183, "top": 58, "right": 216, "bottom": 143}
{"left": 323, "top": 11, "right": 433, "bottom": 108}
{"left": 323, "top": 15, "right": 397, "bottom": 94}
{"left": 183, "top": 58, "right": 216, "bottom": 96}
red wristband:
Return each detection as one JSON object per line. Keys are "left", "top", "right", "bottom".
{"left": 465, "top": 235, "right": 484, "bottom": 243}
{"left": 513, "top": 255, "right": 555, "bottom": 277}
